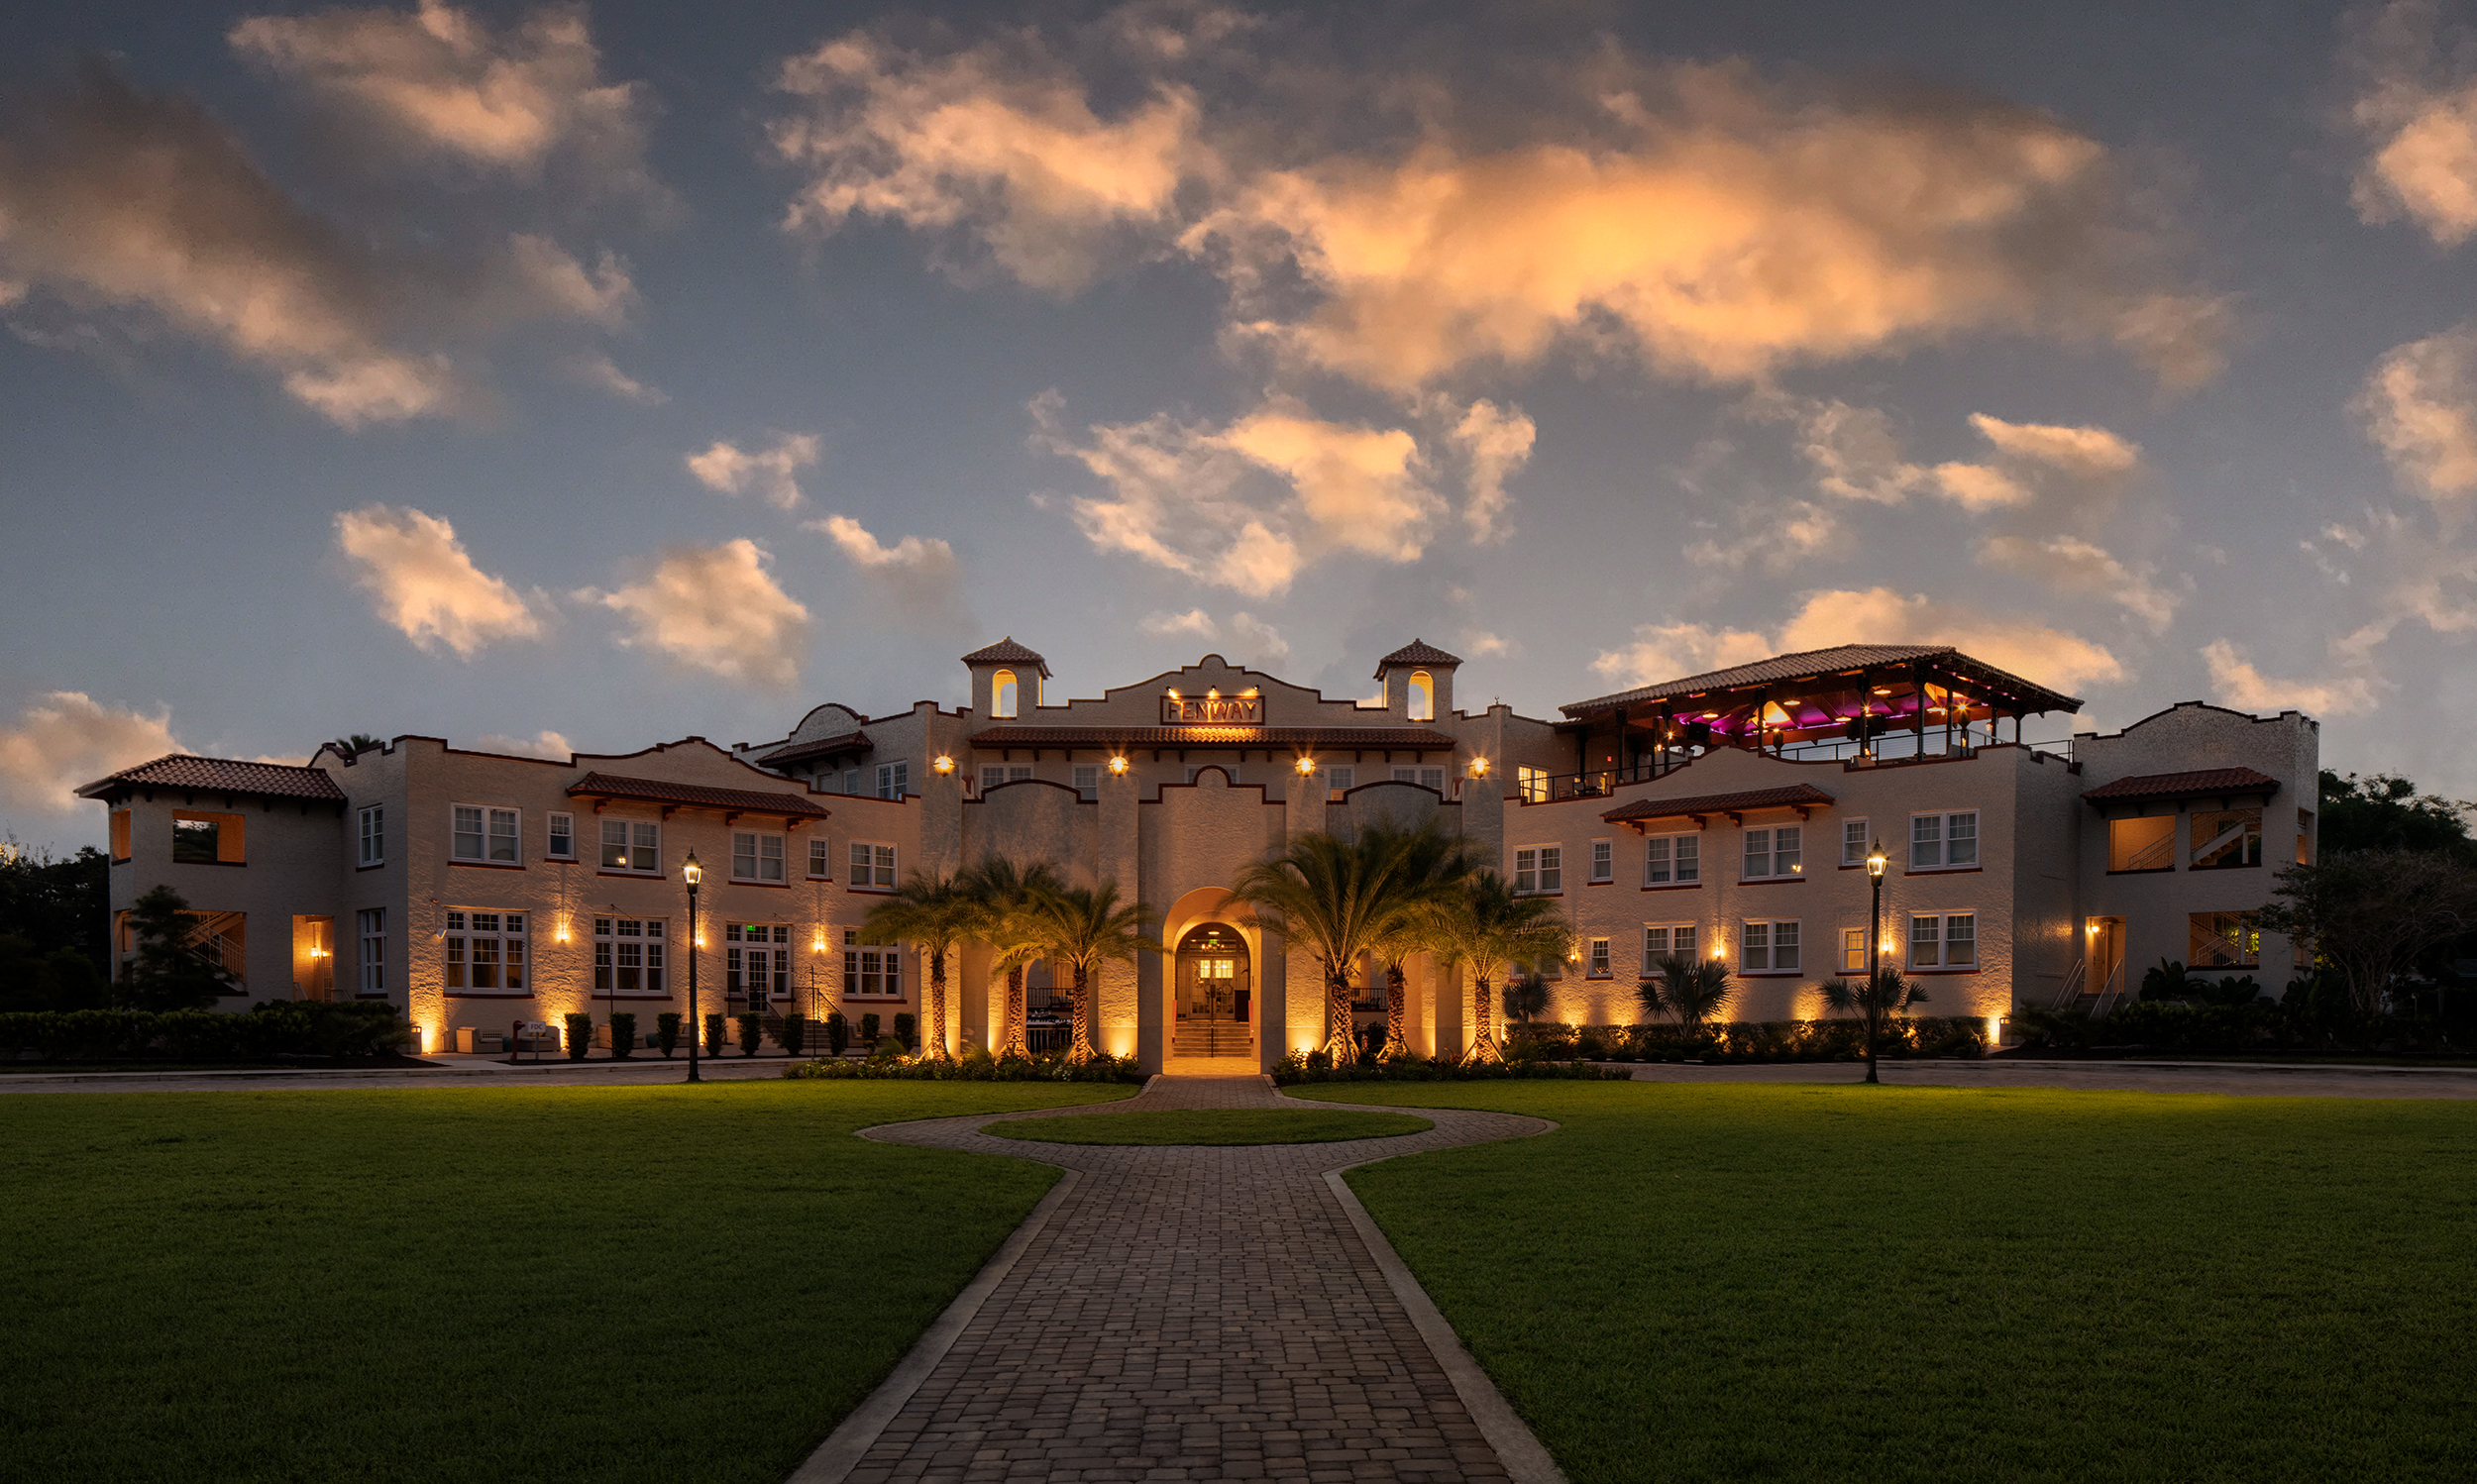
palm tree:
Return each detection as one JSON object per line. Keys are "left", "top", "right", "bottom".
{"left": 1029, "top": 880, "right": 1155, "bottom": 1062}
{"left": 1421, "top": 870, "right": 1570, "bottom": 1066}
{"left": 1638, "top": 952, "right": 1734, "bottom": 1039}
{"left": 962, "top": 855, "right": 1065, "bottom": 1058}
{"left": 1819, "top": 965, "right": 1929, "bottom": 1084}
{"left": 1230, "top": 821, "right": 1471, "bottom": 1064}
{"left": 858, "top": 870, "right": 989, "bottom": 1062}
{"left": 1362, "top": 821, "right": 1475, "bottom": 1059}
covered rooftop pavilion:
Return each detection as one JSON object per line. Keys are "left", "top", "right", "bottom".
{"left": 1548, "top": 643, "right": 2085, "bottom": 798}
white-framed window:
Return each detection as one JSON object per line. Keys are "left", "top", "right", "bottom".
{"left": 843, "top": 768, "right": 862, "bottom": 795}
{"left": 844, "top": 943, "right": 904, "bottom": 997}
{"left": 849, "top": 841, "right": 896, "bottom": 889}
{"left": 877, "top": 762, "right": 910, "bottom": 799}
{"left": 547, "top": 811, "right": 575, "bottom": 860}
{"left": 443, "top": 909, "right": 526, "bottom": 992}
{"left": 1516, "top": 765, "right": 1550, "bottom": 803}
{"left": 1910, "top": 811, "right": 1980, "bottom": 870}
{"left": 1743, "top": 825, "right": 1803, "bottom": 880}
{"left": 357, "top": 907, "right": 384, "bottom": 994}
{"left": 731, "top": 830, "right": 787, "bottom": 884}
{"left": 980, "top": 764, "right": 1032, "bottom": 793}
{"left": 1074, "top": 764, "right": 1100, "bottom": 801}
{"left": 1740, "top": 918, "right": 1801, "bottom": 972}
{"left": 1391, "top": 766, "right": 1448, "bottom": 792}
{"left": 1909, "top": 912, "right": 1977, "bottom": 968}
{"left": 1513, "top": 845, "right": 1562, "bottom": 894}
{"left": 1588, "top": 839, "right": 1613, "bottom": 884}
{"left": 1841, "top": 819, "right": 1870, "bottom": 868}
{"left": 1323, "top": 765, "right": 1353, "bottom": 795}
{"left": 1587, "top": 937, "right": 1611, "bottom": 977}
{"left": 600, "top": 818, "right": 660, "bottom": 873}
{"left": 452, "top": 804, "right": 520, "bottom": 863}
{"left": 1644, "top": 833, "right": 1700, "bottom": 885}
{"left": 1842, "top": 927, "right": 1868, "bottom": 974}
{"left": 726, "top": 923, "right": 791, "bottom": 1000}
{"left": 1642, "top": 922, "right": 1699, "bottom": 967}
{"left": 808, "top": 836, "right": 832, "bottom": 879}
{"left": 357, "top": 805, "right": 383, "bottom": 867}
{"left": 592, "top": 916, "right": 666, "bottom": 994}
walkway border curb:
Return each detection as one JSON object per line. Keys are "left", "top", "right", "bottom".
{"left": 786, "top": 1165, "right": 1084, "bottom": 1484}
{"left": 1324, "top": 1164, "right": 1568, "bottom": 1484}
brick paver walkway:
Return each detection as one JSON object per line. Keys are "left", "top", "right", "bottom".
{"left": 818, "top": 1076, "right": 1554, "bottom": 1484}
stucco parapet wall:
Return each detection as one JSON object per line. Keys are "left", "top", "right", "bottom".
{"left": 966, "top": 725, "right": 1461, "bottom": 749}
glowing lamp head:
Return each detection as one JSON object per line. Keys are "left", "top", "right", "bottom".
{"left": 1296, "top": 756, "right": 1318, "bottom": 776}
{"left": 1468, "top": 756, "right": 1489, "bottom": 778}
{"left": 1866, "top": 841, "right": 1887, "bottom": 879}
{"left": 682, "top": 851, "right": 701, "bottom": 888}
{"left": 931, "top": 754, "right": 955, "bottom": 775}
{"left": 1107, "top": 755, "right": 1130, "bottom": 776}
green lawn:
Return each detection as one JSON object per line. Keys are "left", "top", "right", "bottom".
{"left": 984, "top": 1109, "right": 1432, "bottom": 1145}
{"left": 0, "top": 1080, "right": 1132, "bottom": 1484}
{"left": 1289, "top": 1081, "right": 2477, "bottom": 1483}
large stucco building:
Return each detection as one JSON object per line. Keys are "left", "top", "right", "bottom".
{"left": 79, "top": 638, "right": 2318, "bottom": 1069}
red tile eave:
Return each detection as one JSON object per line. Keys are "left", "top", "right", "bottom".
{"left": 565, "top": 772, "right": 830, "bottom": 818}
{"left": 2081, "top": 767, "right": 2281, "bottom": 805}
{"left": 1599, "top": 784, "right": 1838, "bottom": 825}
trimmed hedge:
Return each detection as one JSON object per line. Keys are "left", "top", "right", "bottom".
{"left": 0, "top": 1001, "right": 411, "bottom": 1063}
{"left": 1273, "top": 1050, "right": 1627, "bottom": 1085}
{"left": 1506, "top": 1016, "right": 1992, "bottom": 1064}
{"left": 785, "top": 1047, "right": 1144, "bottom": 1083}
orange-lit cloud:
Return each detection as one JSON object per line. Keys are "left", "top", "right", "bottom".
{"left": 808, "top": 513, "right": 967, "bottom": 626}
{"left": 0, "top": 691, "right": 183, "bottom": 814}
{"left": 689, "top": 433, "right": 819, "bottom": 509}
{"left": 1450, "top": 399, "right": 1535, "bottom": 543}
{"left": 2357, "top": 322, "right": 2477, "bottom": 516}
{"left": 335, "top": 504, "right": 543, "bottom": 654}
{"left": 2343, "top": 1, "right": 2477, "bottom": 246}
{"left": 471, "top": 728, "right": 575, "bottom": 760}
{"left": 2201, "top": 640, "right": 2378, "bottom": 716}
{"left": 586, "top": 539, "right": 808, "bottom": 686}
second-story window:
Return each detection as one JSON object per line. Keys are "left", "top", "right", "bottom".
{"left": 732, "top": 831, "right": 786, "bottom": 883}
{"left": 1589, "top": 840, "right": 1613, "bottom": 883}
{"left": 1910, "top": 811, "right": 1980, "bottom": 870}
{"left": 358, "top": 805, "right": 383, "bottom": 867}
{"left": 1644, "top": 833, "right": 1699, "bottom": 885}
{"left": 1743, "top": 825, "right": 1802, "bottom": 880}
{"left": 1514, "top": 845, "right": 1562, "bottom": 894}
{"left": 1841, "top": 819, "right": 1871, "bottom": 867}
{"left": 452, "top": 805, "right": 519, "bottom": 864}
{"left": 547, "top": 811, "right": 574, "bottom": 860}
{"left": 600, "top": 819, "right": 660, "bottom": 873}
{"left": 1074, "top": 765, "right": 1099, "bottom": 801}
{"left": 877, "top": 762, "right": 910, "bottom": 799}
{"left": 849, "top": 841, "right": 896, "bottom": 889}
{"left": 808, "top": 836, "right": 832, "bottom": 879}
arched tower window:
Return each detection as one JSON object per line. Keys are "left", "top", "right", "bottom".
{"left": 1407, "top": 671, "right": 1435, "bottom": 721}
{"left": 993, "top": 670, "right": 1019, "bottom": 718}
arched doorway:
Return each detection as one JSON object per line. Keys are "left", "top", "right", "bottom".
{"left": 1174, "top": 921, "right": 1251, "bottom": 1026}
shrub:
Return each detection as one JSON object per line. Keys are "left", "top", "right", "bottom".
{"left": 893, "top": 1012, "right": 916, "bottom": 1050}
{"left": 786, "top": 1047, "right": 1144, "bottom": 1083}
{"left": 735, "top": 1013, "right": 762, "bottom": 1057}
{"left": 702, "top": 1013, "right": 725, "bottom": 1057}
{"left": 655, "top": 1011, "right": 682, "bottom": 1059}
{"left": 825, "top": 1011, "right": 849, "bottom": 1056}
{"left": 564, "top": 1012, "right": 592, "bottom": 1061}
{"left": 608, "top": 1011, "right": 637, "bottom": 1059}
{"left": 860, "top": 1012, "right": 880, "bottom": 1046}
{"left": 778, "top": 1013, "right": 807, "bottom": 1057}
{"left": 1271, "top": 1049, "right": 1624, "bottom": 1085}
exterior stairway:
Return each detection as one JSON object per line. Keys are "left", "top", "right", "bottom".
{"left": 1172, "top": 1018, "right": 1256, "bottom": 1061}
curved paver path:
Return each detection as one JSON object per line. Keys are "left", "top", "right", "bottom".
{"left": 796, "top": 1075, "right": 1558, "bottom": 1484}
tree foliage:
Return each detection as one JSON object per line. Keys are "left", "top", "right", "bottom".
{"left": 2317, "top": 771, "right": 2475, "bottom": 859}
{"left": 0, "top": 840, "right": 108, "bottom": 971}
{"left": 1818, "top": 966, "right": 1928, "bottom": 1084}
{"left": 1027, "top": 881, "right": 1154, "bottom": 1063}
{"left": 1420, "top": 869, "right": 1570, "bottom": 1066}
{"left": 1638, "top": 952, "right": 1734, "bottom": 1035}
{"left": 859, "top": 870, "right": 989, "bottom": 1061}
{"left": 2255, "top": 850, "right": 2477, "bottom": 1015}
{"left": 121, "top": 885, "right": 232, "bottom": 1011}
{"left": 961, "top": 855, "right": 1066, "bottom": 1059}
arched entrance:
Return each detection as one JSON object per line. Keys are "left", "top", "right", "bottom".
{"left": 1172, "top": 920, "right": 1252, "bottom": 1059}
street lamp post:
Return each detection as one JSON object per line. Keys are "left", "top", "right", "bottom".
{"left": 684, "top": 850, "right": 702, "bottom": 1085}
{"left": 1865, "top": 840, "right": 1888, "bottom": 1087}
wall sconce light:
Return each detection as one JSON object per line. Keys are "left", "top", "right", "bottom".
{"left": 1107, "top": 755, "right": 1129, "bottom": 775}
{"left": 1467, "top": 757, "right": 1489, "bottom": 778}
{"left": 1295, "top": 756, "right": 1318, "bottom": 775}
{"left": 932, "top": 755, "right": 955, "bottom": 775}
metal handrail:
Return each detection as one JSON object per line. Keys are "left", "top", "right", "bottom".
{"left": 2051, "top": 957, "right": 2087, "bottom": 1011}
{"left": 2087, "top": 958, "right": 2129, "bottom": 1021}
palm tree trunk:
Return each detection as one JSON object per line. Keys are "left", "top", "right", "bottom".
{"left": 1000, "top": 964, "right": 1028, "bottom": 1058}
{"left": 1323, "top": 967, "right": 1356, "bottom": 1063}
{"left": 1461, "top": 972, "right": 1505, "bottom": 1066}
{"left": 1069, "top": 963, "right": 1094, "bottom": 1063}
{"left": 1383, "top": 961, "right": 1407, "bottom": 1058}
{"left": 923, "top": 948, "right": 952, "bottom": 1061}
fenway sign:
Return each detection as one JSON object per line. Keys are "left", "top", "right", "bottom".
{"left": 1161, "top": 694, "right": 1262, "bottom": 724}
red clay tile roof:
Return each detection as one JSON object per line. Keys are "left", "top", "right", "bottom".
{"left": 960, "top": 636, "right": 1050, "bottom": 675}
{"left": 76, "top": 754, "right": 345, "bottom": 802}
{"left": 756, "top": 731, "right": 873, "bottom": 767}
{"left": 567, "top": 772, "right": 830, "bottom": 817}
{"left": 1374, "top": 638, "right": 1462, "bottom": 676}
{"left": 968, "top": 725, "right": 1461, "bottom": 749}
{"left": 1600, "top": 784, "right": 1838, "bottom": 823}
{"left": 1561, "top": 643, "right": 2082, "bottom": 719}
{"left": 2082, "top": 768, "right": 2280, "bottom": 804}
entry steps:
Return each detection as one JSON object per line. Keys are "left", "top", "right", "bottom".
{"left": 1172, "top": 1020, "right": 1256, "bottom": 1060}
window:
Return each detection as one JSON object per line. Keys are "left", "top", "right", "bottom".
{"left": 981, "top": 764, "right": 1032, "bottom": 793}
{"left": 849, "top": 841, "right": 896, "bottom": 889}
{"left": 358, "top": 805, "right": 383, "bottom": 867}
{"left": 1908, "top": 913, "right": 1976, "bottom": 969}
{"left": 172, "top": 810, "right": 244, "bottom": 864}
{"left": 1390, "top": 766, "right": 1448, "bottom": 792}
{"left": 1909, "top": 811, "right": 1979, "bottom": 870}
{"left": 1740, "top": 919, "right": 1801, "bottom": 973}
{"left": 1842, "top": 927, "right": 1867, "bottom": 974}
{"left": 1074, "top": 765, "right": 1100, "bottom": 801}
{"left": 442, "top": 909, "right": 526, "bottom": 993}
{"left": 358, "top": 908, "right": 384, "bottom": 994}
{"left": 726, "top": 923, "right": 791, "bottom": 1000}
{"left": 1323, "top": 766, "right": 1353, "bottom": 796}
{"left": 2297, "top": 808, "right": 2314, "bottom": 866}
{"left": 547, "top": 811, "right": 574, "bottom": 860}
{"left": 808, "top": 837, "right": 832, "bottom": 879}
{"left": 1513, "top": 845, "right": 1562, "bottom": 894}
{"left": 1644, "top": 833, "right": 1700, "bottom": 885}
{"left": 2108, "top": 814, "right": 2175, "bottom": 871}
{"left": 1743, "top": 825, "right": 1803, "bottom": 880}
{"left": 732, "top": 831, "right": 787, "bottom": 883}
{"left": 110, "top": 809, "right": 131, "bottom": 862}
{"left": 1589, "top": 839, "right": 1613, "bottom": 883}
{"left": 592, "top": 916, "right": 667, "bottom": 994}
{"left": 993, "top": 668, "right": 1019, "bottom": 718}
{"left": 2190, "top": 807, "right": 2263, "bottom": 870}
{"left": 1587, "top": 937, "right": 1611, "bottom": 977}
{"left": 843, "top": 769, "right": 862, "bottom": 795}
{"left": 877, "top": 762, "right": 910, "bottom": 799}
{"left": 1642, "top": 922, "right": 1698, "bottom": 966}
{"left": 2189, "top": 911, "right": 2258, "bottom": 969}
{"left": 844, "top": 943, "right": 904, "bottom": 997}
{"left": 1841, "top": 819, "right": 1870, "bottom": 868}
{"left": 452, "top": 805, "right": 519, "bottom": 864}
{"left": 1516, "top": 765, "right": 1550, "bottom": 803}
{"left": 1406, "top": 670, "right": 1435, "bottom": 721}
{"left": 600, "top": 818, "right": 661, "bottom": 873}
